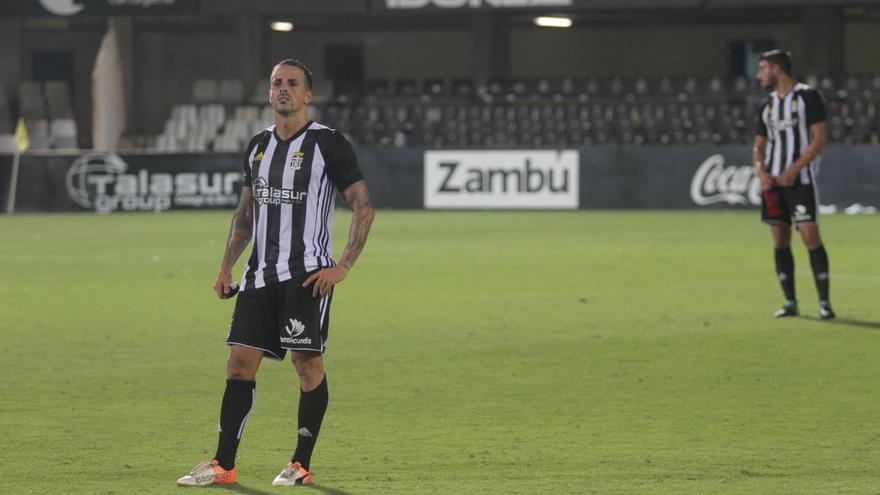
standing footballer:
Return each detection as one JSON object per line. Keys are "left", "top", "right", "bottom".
{"left": 177, "top": 58, "right": 375, "bottom": 487}
{"left": 753, "top": 49, "right": 834, "bottom": 319}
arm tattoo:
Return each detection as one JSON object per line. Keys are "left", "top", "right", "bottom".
{"left": 338, "top": 182, "right": 375, "bottom": 270}
{"left": 220, "top": 195, "right": 253, "bottom": 271}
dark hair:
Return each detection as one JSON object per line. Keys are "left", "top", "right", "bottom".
{"left": 759, "top": 49, "right": 792, "bottom": 75}
{"left": 274, "top": 58, "right": 313, "bottom": 89}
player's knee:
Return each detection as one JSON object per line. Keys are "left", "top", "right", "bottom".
{"left": 773, "top": 239, "right": 790, "bottom": 249}
{"left": 226, "top": 355, "right": 257, "bottom": 380}
{"left": 291, "top": 353, "right": 323, "bottom": 380}
{"left": 800, "top": 228, "right": 822, "bottom": 249}
{"left": 805, "top": 239, "right": 822, "bottom": 250}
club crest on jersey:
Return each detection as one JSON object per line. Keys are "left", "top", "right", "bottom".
{"left": 288, "top": 151, "right": 305, "bottom": 171}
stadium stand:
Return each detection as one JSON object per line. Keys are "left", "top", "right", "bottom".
{"left": 45, "top": 81, "right": 78, "bottom": 149}
{"left": 150, "top": 74, "right": 880, "bottom": 151}
{"left": 0, "top": 83, "right": 15, "bottom": 153}
{"left": 2, "top": 80, "right": 80, "bottom": 151}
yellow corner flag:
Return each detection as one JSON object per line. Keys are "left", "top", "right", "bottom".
{"left": 14, "top": 117, "right": 29, "bottom": 154}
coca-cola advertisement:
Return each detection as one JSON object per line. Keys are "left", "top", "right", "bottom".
{"left": 577, "top": 145, "right": 879, "bottom": 211}
{"left": 690, "top": 154, "right": 761, "bottom": 207}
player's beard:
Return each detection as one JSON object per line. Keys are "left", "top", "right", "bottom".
{"left": 762, "top": 75, "right": 777, "bottom": 91}
{"left": 274, "top": 101, "right": 294, "bottom": 117}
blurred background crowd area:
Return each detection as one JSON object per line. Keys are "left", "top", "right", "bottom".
{"left": 1, "top": 0, "right": 879, "bottom": 152}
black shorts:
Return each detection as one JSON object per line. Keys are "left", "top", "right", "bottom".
{"left": 226, "top": 273, "right": 332, "bottom": 359}
{"left": 760, "top": 184, "right": 820, "bottom": 226}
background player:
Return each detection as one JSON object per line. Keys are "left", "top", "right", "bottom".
{"left": 753, "top": 49, "right": 834, "bottom": 320}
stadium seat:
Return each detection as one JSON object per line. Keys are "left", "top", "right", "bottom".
{"left": 633, "top": 77, "right": 651, "bottom": 96}
{"left": 657, "top": 76, "right": 676, "bottom": 95}
{"left": 450, "top": 78, "right": 475, "bottom": 98}
{"left": 192, "top": 79, "right": 219, "bottom": 103}
{"left": 707, "top": 76, "right": 726, "bottom": 95}
{"left": 45, "top": 80, "right": 73, "bottom": 119}
{"left": 218, "top": 80, "right": 244, "bottom": 104}
{"left": 394, "top": 79, "right": 418, "bottom": 97}
{"left": 50, "top": 118, "right": 77, "bottom": 149}
{"left": 26, "top": 118, "right": 52, "bottom": 150}
{"left": 18, "top": 81, "right": 47, "bottom": 120}
{"left": 366, "top": 78, "right": 390, "bottom": 97}
{"left": 0, "top": 106, "right": 12, "bottom": 135}
{"left": 423, "top": 78, "right": 445, "bottom": 97}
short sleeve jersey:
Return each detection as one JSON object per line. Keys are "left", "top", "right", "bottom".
{"left": 239, "top": 121, "right": 363, "bottom": 291}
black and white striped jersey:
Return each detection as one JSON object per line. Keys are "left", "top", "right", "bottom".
{"left": 238, "top": 121, "right": 363, "bottom": 292}
{"left": 755, "top": 83, "right": 827, "bottom": 186}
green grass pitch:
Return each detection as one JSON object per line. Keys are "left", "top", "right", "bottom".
{"left": 2, "top": 210, "right": 879, "bottom": 494}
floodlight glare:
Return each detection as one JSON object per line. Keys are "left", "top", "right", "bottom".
{"left": 270, "top": 21, "right": 294, "bottom": 32}
{"left": 534, "top": 16, "right": 572, "bottom": 28}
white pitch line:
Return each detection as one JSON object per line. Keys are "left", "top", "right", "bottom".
{"left": 797, "top": 271, "right": 880, "bottom": 283}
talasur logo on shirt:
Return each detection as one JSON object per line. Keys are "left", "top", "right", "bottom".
{"left": 768, "top": 116, "right": 799, "bottom": 133}
{"left": 252, "top": 177, "right": 307, "bottom": 206}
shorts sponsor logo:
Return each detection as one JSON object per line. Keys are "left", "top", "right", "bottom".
{"left": 65, "top": 153, "right": 240, "bottom": 212}
{"left": 424, "top": 150, "right": 579, "bottom": 209}
{"left": 690, "top": 154, "right": 761, "bottom": 207}
{"left": 281, "top": 318, "right": 311, "bottom": 345}
{"left": 794, "top": 204, "right": 811, "bottom": 221}
{"left": 253, "top": 177, "right": 307, "bottom": 206}
{"left": 285, "top": 318, "right": 306, "bottom": 337}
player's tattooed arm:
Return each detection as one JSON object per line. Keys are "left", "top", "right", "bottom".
{"left": 214, "top": 187, "right": 253, "bottom": 298}
{"left": 303, "top": 180, "right": 374, "bottom": 297}
{"left": 338, "top": 180, "right": 375, "bottom": 271}
{"left": 221, "top": 187, "right": 254, "bottom": 270}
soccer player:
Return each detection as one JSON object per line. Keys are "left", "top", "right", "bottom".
{"left": 177, "top": 58, "right": 375, "bottom": 487}
{"left": 753, "top": 49, "right": 834, "bottom": 319}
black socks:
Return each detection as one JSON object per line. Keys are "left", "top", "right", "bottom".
{"left": 214, "top": 379, "right": 256, "bottom": 470}
{"left": 774, "top": 245, "right": 831, "bottom": 303}
{"left": 774, "top": 247, "right": 796, "bottom": 301}
{"left": 809, "top": 245, "right": 830, "bottom": 302}
{"left": 292, "top": 376, "right": 329, "bottom": 470}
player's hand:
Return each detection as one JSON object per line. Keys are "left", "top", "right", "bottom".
{"left": 302, "top": 266, "right": 348, "bottom": 298}
{"left": 214, "top": 270, "right": 235, "bottom": 299}
{"left": 756, "top": 169, "right": 777, "bottom": 191}
{"left": 776, "top": 168, "right": 799, "bottom": 187}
